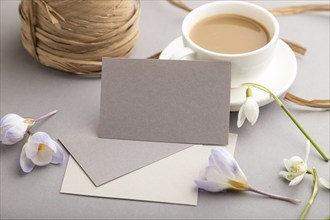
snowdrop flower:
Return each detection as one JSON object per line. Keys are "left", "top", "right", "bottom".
{"left": 241, "top": 82, "right": 328, "bottom": 162}
{"left": 20, "top": 132, "right": 65, "bottom": 173}
{"left": 195, "top": 147, "right": 248, "bottom": 192}
{"left": 280, "top": 140, "right": 311, "bottom": 186}
{"left": 0, "top": 113, "right": 34, "bottom": 145}
{"left": 195, "top": 147, "right": 300, "bottom": 204}
{"left": 319, "top": 177, "right": 330, "bottom": 189}
{"left": 237, "top": 87, "right": 259, "bottom": 128}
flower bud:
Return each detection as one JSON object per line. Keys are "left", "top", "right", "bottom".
{"left": 0, "top": 114, "right": 34, "bottom": 145}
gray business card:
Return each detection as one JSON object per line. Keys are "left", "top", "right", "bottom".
{"left": 99, "top": 58, "right": 231, "bottom": 145}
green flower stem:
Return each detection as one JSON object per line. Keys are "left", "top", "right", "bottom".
{"left": 300, "top": 168, "right": 319, "bottom": 220}
{"left": 242, "top": 83, "right": 329, "bottom": 162}
{"left": 306, "top": 169, "right": 313, "bottom": 175}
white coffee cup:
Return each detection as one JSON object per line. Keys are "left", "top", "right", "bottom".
{"left": 170, "top": 1, "right": 280, "bottom": 88}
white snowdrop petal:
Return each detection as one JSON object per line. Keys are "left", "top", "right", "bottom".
{"left": 237, "top": 104, "right": 246, "bottom": 128}
{"left": 289, "top": 174, "right": 305, "bottom": 186}
{"left": 319, "top": 177, "right": 330, "bottom": 189}
{"left": 244, "top": 97, "right": 259, "bottom": 125}
{"left": 304, "top": 140, "right": 311, "bottom": 163}
{"left": 283, "top": 159, "right": 291, "bottom": 171}
{"left": 288, "top": 156, "right": 304, "bottom": 165}
{"left": 279, "top": 171, "right": 294, "bottom": 181}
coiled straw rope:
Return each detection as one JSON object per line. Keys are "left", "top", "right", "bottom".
{"left": 19, "top": 0, "right": 140, "bottom": 76}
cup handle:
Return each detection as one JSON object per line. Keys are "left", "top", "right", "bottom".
{"left": 170, "top": 47, "right": 196, "bottom": 60}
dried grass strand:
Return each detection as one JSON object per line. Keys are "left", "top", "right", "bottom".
{"left": 282, "top": 39, "right": 307, "bottom": 56}
{"left": 269, "top": 4, "right": 330, "bottom": 16}
{"left": 167, "top": 0, "right": 191, "bottom": 12}
{"left": 284, "top": 93, "right": 330, "bottom": 110}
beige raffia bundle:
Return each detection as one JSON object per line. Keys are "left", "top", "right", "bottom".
{"left": 19, "top": 0, "right": 140, "bottom": 76}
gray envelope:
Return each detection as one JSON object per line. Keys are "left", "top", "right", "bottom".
{"left": 59, "top": 136, "right": 192, "bottom": 186}
{"left": 99, "top": 59, "right": 231, "bottom": 145}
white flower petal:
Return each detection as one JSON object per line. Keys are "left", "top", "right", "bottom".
{"left": 31, "top": 132, "right": 57, "bottom": 153}
{"left": 208, "top": 155, "right": 215, "bottom": 167}
{"left": 283, "top": 159, "right": 291, "bottom": 171}
{"left": 20, "top": 146, "right": 35, "bottom": 173}
{"left": 304, "top": 140, "right": 310, "bottom": 163}
{"left": 0, "top": 114, "right": 24, "bottom": 126}
{"left": 319, "top": 177, "right": 330, "bottom": 189}
{"left": 205, "top": 166, "right": 227, "bottom": 184}
{"left": 31, "top": 146, "right": 53, "bottom": 166}
{"left": 279, "top": 171, "right": 294, "bottom": 181}
{"left": 197, "top": 147, "right": 250, "bottom": 192}
{"left": 299, "top": 163, "right": 308, "bottom": 173}
{"left": 2, "top": 123, "right": 28, "bottom": 145}
{"left": 288, "top": 158, "right": 307, "bottom": 176}
{"left": 194, "top": 180, "right": 227, "bottom": 192}
{"left": 47, "top": 140, "right": 58, "bottom": 154}
{"left": 31, "top": 131, "right": 52, "bottom": 143}
{"left": 51, "top": 141, "right": 65, "bottom": 164}
{"left": 244, "top": 97, "right": 259, "bottom": 125}
{"left": 289, "top": 174, "right": 305, "bottom": 186}
{"left": 233, "top": 165, "right": 248, "bottom": 183}
{"left": 210, "top": 148, "right": 247, "bottom": 182}
{"left": 237, "top": 104, "right": 246, "bottom": 128}
{"left": 288, "top": 156, "right": 304, "bottom": 167}
{"left": 1, "top": 114, "right": 25, "bottom": 143}
{"left": 210, "top": 148, "right": 236, "bottom": 178}
{"left": 24, "top": 142, "right": 39, "bottom": 159}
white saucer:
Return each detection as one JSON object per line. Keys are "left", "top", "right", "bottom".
{"left": 159, "top": 37, "right": 297, "bottom": 112}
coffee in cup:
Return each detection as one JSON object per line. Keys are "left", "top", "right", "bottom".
{"left": 190, "top": 14, "right": 271, "bottom": 54}
{"left": 170, "top": 1, "right": 280, "bottom": 88}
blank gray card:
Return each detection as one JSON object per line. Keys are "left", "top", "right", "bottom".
{"left": 99, "top": 59, "right": 231, "bottom": 145}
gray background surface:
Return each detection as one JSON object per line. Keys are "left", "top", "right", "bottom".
{"left": 1, "top": 0, "right": 329, "bottom": 219}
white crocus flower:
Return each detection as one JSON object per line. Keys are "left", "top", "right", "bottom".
{"left": 0, "top": 113, "right": 34, "bottom": 145}
{"left": 319, "top": 177, "right": 330, "bottom": 189}
{"left": 237, "top": 87, "right": 259, "bottom": 128}
{"left": 20, "top": 132, "right": 65, "bottom": 173}
{"left": 195, "top": 147, "right": 249, "bottom": 192}
{"left": 280, "top": 140, "right": 311, "bottom": 186}
{"left": 194, "top": 147, "right": 300, "bottom": 204}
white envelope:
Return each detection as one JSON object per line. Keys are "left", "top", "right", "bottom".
{"left": 60, "top": 134, "right": 237, "bottom": 206}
